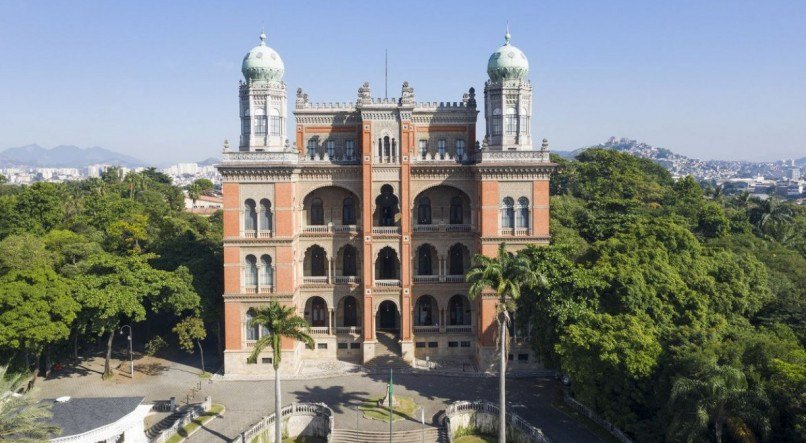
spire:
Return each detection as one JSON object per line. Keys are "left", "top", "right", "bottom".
{"left": 505, "top": 23, "right": 511, "bottom": 45}
{"left": 259, "top": 29, "right": 266, "bottom": 46}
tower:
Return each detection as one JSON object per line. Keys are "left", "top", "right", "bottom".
{"left": 239, "top": 32, "right": 288, "bottom": 152}
{"left": 483, "top": 30, "right": 533, "bottom": 151}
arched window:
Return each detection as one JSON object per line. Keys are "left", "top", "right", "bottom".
{"left": 309, "top": 297, "right": 327, "bottom": 327}
{"left": 416, "top": 296, "right": 435, "bottom": 326}
{"left": 519, "top": 107, "right": 530, "bottom": 135}
{"left": 455, "top": 139, "right": 466, "bottom": 158}
{"left": 342, "top": 197, "right": 356, "bottom": 225}
{"left": 449, "top": 295, "right": 470, "bottom": 326}
{"left": 307, "top": 139, "right": 316, "bottom": 158}
{"left": 260, "top": 255, "right": 273, "bottom": 287}
{"left": 377, "top": 185, "right": 397, "bottom": 227}
{"left": 505, "top": 107, "right": 517, "bottom": 135}
{"left": 501, "top": 197, "right": 515, "bottom": 229}
{"left": 245, "top": 255, "right": 258, "bottom": 287}
{"left": 391, "top": 138, "right": 397, "bottom": 158}
{"left": 246, "top": 309, "right": 259, "bottom": 340}
{"left": 417, "top": 197, "right": 432, "bottom": 225}
{"left": 259, "top": 199, "right": 272, "bottom": 231}
{"left": 254, "top": 108, "right": 267, "bottom": 136}
{"left": 343, "top": 296, "right": 357, "bottom": 327}
{"left": 342, "top": 246, "right": 357, "bottom": 276}
{"left": 383, "top": 136, "right": 391, "bottom": 157}
{"left": 437, "top": 139, "right": 446, "bottom": 158}
{"left": 419, "top": 140, "right": 428, "bottom": 158}
{"left": 418, "top": 245, "right": 433, "bottom": 276}
{"left": 308, "top": 246, "right": 326, "bottom": 277}
{"left": 326, "top": 140, "right": 336, "bottom": 159}
{"left": 345, "top": 140, "right": 355, "bottom": 160}
{"left": 449, "top": 244, "right": 466, "bottom": 276}
{"left": 516, "top": 197, "right": 530, "bottom": 228}
{"left": 449, "top": 196, "right": 463, "bottom": 224}
{"left": 241, "top": 108, "right": 250, "bottom": 134}
{"left": 310, "top": 197, "right": 324, "bottom": 225}
{"left": 491, "top": 108, "right": 502, "bottom": 135}
{"left": 376, "top": 247, "right": 399, "bottom": 280}
{"left": 269, "top": 108, "right": 281, "bottom": 136}
{"left": 244, "top": 199, "right": 257, "bottom": 231}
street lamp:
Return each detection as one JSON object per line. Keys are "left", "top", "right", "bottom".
{"left": 119, "top": 325, "right": 133, "bottom": 377}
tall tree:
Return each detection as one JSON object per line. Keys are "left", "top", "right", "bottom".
{"left": 667, "top": 364, "right": 770, "bottom": 443}
{"left": 247, "top": 302, "right": 313, "bottom": 443}
{"left": 466, "top": 244, "right": 542, "bottom": 443}
{"left": 0, "top": 366, "right": 60, "bottom": 442}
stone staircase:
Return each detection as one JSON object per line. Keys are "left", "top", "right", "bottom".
{"left": 365, "top": 331, "right": 411, "bottom": 370}
{"left": 331, "top": 427, "right": 445, "bottom": 443}
{"left": 145, "top": 408, "right": 184, "bottom": 439}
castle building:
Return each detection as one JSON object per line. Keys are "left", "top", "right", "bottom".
{"left": 218, "top": 31, "right": 555, "bottom": 376}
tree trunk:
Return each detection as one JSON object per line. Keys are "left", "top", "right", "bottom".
{"left": 103, "top": 330, "right": 114, "bottom": 378}
{"left": 197, "top": 340, "right": 206, "bottom": 373}
{"left": 275, "top": 365, "right": 282, "bottom": 443}
{"left": 499, "top": 315, "right": 507, "bottom": 443}
{"left": 43, "top": 346, "right": 52, "bottom": 379}
{"left": 72, "top": 329, "right": 79, "bottom": 360}
{"left": 714, "top": 418, "right": 723, "bottom": 443}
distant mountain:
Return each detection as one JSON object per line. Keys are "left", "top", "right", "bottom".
{"left": 0, "top": 144, "right": 145, "bottom": 168}
{"left": 566, "top": 137, "right": 803, "bottom": 180}
{"left": 197, "top": 157, "right": 220, "bottom": 166}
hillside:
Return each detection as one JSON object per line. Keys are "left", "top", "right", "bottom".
{"left": 0, "top": 144, "right": 145, "bottom": 168}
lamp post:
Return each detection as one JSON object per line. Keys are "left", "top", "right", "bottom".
{"left": 119, "top": 325, "right": 133, "bottom": 377}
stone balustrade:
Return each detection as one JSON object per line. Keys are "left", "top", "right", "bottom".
{"left": 442, "top": 400, "right": 550, "bottom": 443}
{"left": 232, "top": 402, "right": 333, "bottom": 443}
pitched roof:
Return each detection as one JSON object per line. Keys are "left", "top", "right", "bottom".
{"left": 45, "top": 396, "right": 145, "bottom": 437}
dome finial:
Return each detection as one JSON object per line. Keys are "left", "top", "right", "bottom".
{"left": 505, "top": 22, "right": 511, "bottom": 45}
{"left": 259, "top": 28, "right": 266, "bottom": 46}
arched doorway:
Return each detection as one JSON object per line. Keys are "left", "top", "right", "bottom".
{"left": 376, "top": 300, "right": 399, "bottom": 331}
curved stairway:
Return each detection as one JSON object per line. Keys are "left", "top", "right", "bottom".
{"left": 331, "top": 427, "right": 445, "bottom": 443}
{"left": 145, "top": 408, "right": 184, "bottom": 439}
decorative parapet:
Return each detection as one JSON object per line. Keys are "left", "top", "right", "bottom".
{"left": 479, "top": 150, "right": 550, "bottom": 164}
{"left": 232, "top": 402, "right": 334, "bottom": 443}
{"left": 442, "top": 400, "right": 550, "bottom": 443}
{"left": 221, "top": 150, "right": 300, "bottom": 165}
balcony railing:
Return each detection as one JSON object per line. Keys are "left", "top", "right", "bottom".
{"left": 444, "top": 275, "right": 466, "bottom": 283}
{"left": 309, "top": 326, "right": 329, "bottom": 335}
{"left": 334, "top": 276, "right": 360, "bottom": 284}
{"left": 499, "top": 228, "right": 531, "bottom": 236}
{"left": 446, "top": 325, "right": 473, "bottom": 333}
{"left": 413, "top": 275, "right": 440, "bottom": 283}
{"left": 336, "top": 326, "right": 362, "bottom": 335}
{"left": 372, "top": 226, "right": 401, "bottom": 235}
{"left": 413, "top": 224, "right": 472, "bottom": 233}
{"left": 244, "top": 286, "right": 258, "bottom": 294}
{"left": 302, "top": 224, "right": 359, "bottom": 234}
{"left": 302, "top": 276, "right": 328, "bottom": 285}
{"left": 258, "top": 231, "right": 272, "bottom": 238}
{"left": 413, "top": 325, "right": 440, "bottom": 333}
{"left": 375, "top": 279, "right": 401, "bottom": 287}
{"left": 243, "top": 230, "right": 257, "bottom": 238}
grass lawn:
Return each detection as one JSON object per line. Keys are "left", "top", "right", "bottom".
{"left": 358, "top": 395, "right": 419, "bottom": 422}
{"left": 453, "top": 436, "right": 497, "bottom": 443}
{"left": 164, "top": 403, "right": 225, "bottom": 443}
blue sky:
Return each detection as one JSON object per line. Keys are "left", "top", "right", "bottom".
{"left": 0, "top": 0, "right": 804, "bottom": 164}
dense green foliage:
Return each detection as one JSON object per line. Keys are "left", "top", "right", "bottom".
{"left": 0, "top": 168, "right": 222, "bottom": 377}
{"left": 520, "top": 150, "right": 805, "bottom": 442}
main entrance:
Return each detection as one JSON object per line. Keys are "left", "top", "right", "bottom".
{"left": 377, "top": 300, "right": 399, "bottom": 331}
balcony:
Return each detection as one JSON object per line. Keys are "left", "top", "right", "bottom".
{"left": 413, "top": 325, "right": 440, "bottom": 333}
{"left": 334, "top": 276, "right": 360, "bottom": 284}
{"left": 309, "top": 326, "right": 330, "bottom": 336}
{"left": 446, "top": 325, "right": 473, "bottom": 334}
{"left": 372, "top": 226, "right": 401, "bottom": 235}
{"left": 302, "top": 276, "right": 328, "bottom": 285}
{"left": 336, "top": 326, "right": 362, "bottom": 335}
{"left": 412, "top": 275, "right": 467, "bottom": 284}
{"left": 444, "top": 275, "right": 465, "bottom": 283}
{"left": 302, "top": 224, "right": 359, "bottom": 235}
{"left": 413, "top": 224, "right": 472, "bottom": 233}
{"left": 375, "top": 279, "right": 401, "bottom": 287}
{"left": 241, "top": 230, "right": 273, "bottom": 239}
{"left": 413, "top": 275, "right": 440, "bottom": 284}
{"left": 499, "top": 228, "right": 531, "bottom": 236}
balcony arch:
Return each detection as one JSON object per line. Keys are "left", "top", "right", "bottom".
{"left": 304, "top": 296, "right": 329, "bottom": 328}
{"left": 415, "top": 243, "right": 438, "bottom": 276}
{"left": 412, "top": 186, "right": 471, "bottom": 227}
{"left": 414, "top": 295, "right": 438, "bottom": 326}
{"left": 302, "top": 186, "right": 361, "bottom": 227}
{"left": 374, "top": 246, "right": 400, "bottom": 281}
{"left": 303, "top": 245, "right": 328, "bottom": 278}
{"left": 374, "top": 184, "right": 399, "bottom": 227}
{"left": 338, "top": 295, "right": 361, "bottom": 328}
{"left": 448, "top": 294, "right": 472, "bottom": 326}
{"left": 448, "top": 243, "right": 471, "bottom": 276}
{"left": 336, "top": 244, "right": 359, "bottom": 278}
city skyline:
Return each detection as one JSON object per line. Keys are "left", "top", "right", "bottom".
{"left": 1, "top": 1, "right": 805, "bottom": 163}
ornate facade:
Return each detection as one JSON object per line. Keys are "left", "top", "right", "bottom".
{"left": 218, "top": 31, "right": 555, "bottom": 375}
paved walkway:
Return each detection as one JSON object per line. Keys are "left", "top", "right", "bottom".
{"left": 32, "top": 354, "right": 600, "bottom": 442}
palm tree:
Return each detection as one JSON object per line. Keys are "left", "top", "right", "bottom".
{"left": 0, "top": 366, "right": 60, "bottom": 442}
{"left": 466, "top": 244, "right": 543, "bottom": 443}
{"left": 667, "top": 364, "right": 770, "bottom": 443}
{"left": 748, "top": 197, "right": 793, "bottom": 238}
{"left": 247, "top": 301, "right": 314, "bottom": 443}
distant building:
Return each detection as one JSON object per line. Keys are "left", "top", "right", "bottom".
{"left": 184, "top": 192, "right": 224, "bottom": 214}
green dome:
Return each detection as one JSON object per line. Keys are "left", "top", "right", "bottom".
{"left": 242, "top": 32, "right": 285, "bottom": 82}
{"left": 487, "top": 31, "right": 529, "bottom": 82}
